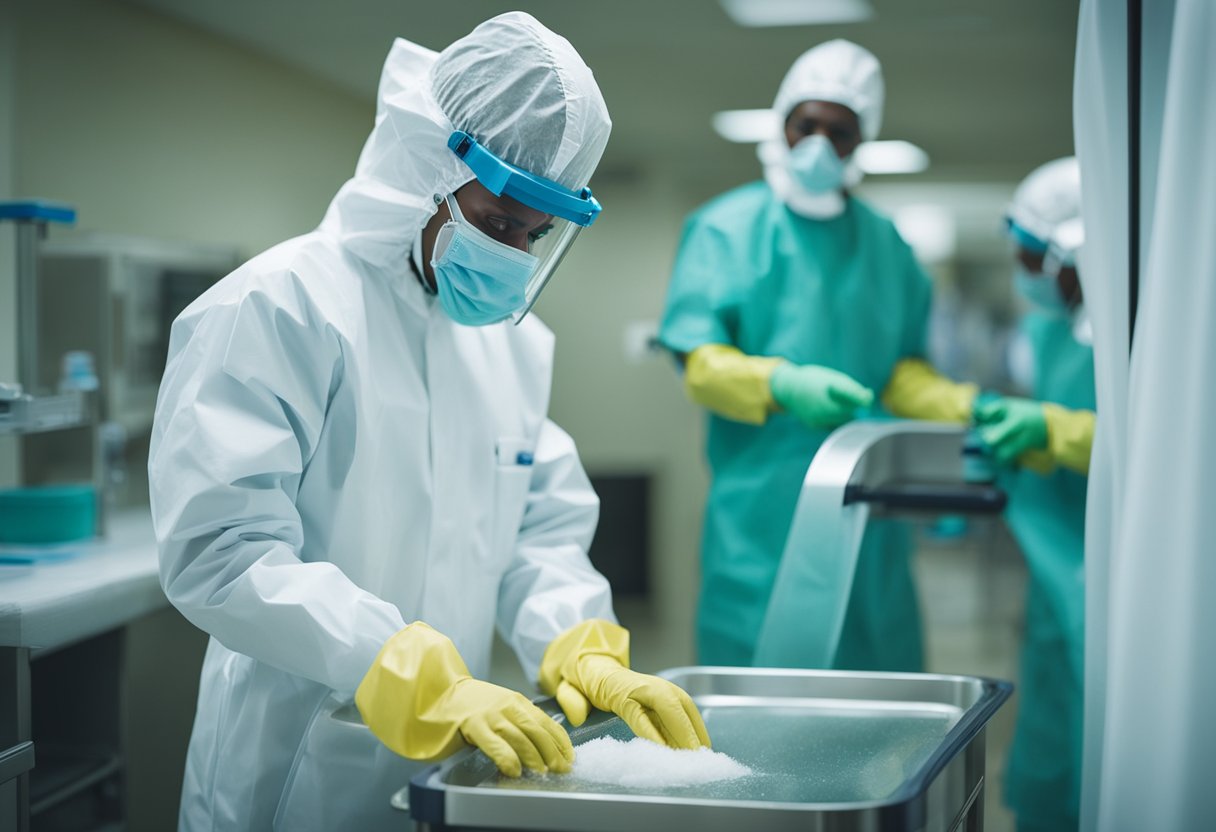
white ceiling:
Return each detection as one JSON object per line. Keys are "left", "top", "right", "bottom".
{"left": 122, "top": 0, "right": 1080, "bottom": 197}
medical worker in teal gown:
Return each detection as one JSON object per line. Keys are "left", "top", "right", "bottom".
{"left": 978, "top": 157, "right": 1095, "bottom": 832}
{"left": 658, "top": 40, "right": 980, "bottom": 671}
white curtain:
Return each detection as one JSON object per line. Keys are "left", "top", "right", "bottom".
{"left": 1074, "top": 0, "right": 1216, "bottom": 828}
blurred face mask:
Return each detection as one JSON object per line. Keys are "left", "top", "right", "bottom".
{"left": 430, "top": 194, "right": 536, "bottom": 326}
{"left": 1014, "top": 267, "right": 1070, "bottom": 315}
{"left": 788, "top": 135, "right": 847, "bottom": 194}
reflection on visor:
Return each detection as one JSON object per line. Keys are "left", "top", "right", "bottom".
{"left": 514, "top": 222, "right": 584, "bottom": 322}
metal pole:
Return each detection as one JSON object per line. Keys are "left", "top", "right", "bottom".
{"left": 15, "top": 220, "right": 41, "bottom": 393}
{"left": 0, "top": 646, "right": 33, "bottom": 832}
{"left": 1128, "top": 0, "right": 1141, "bottom": 352}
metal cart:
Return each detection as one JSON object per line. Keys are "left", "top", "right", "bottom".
{"left": 756, "top": 420, "right": 1007, "bottom": 668}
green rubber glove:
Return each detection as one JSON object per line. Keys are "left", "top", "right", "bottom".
{"left": 769, "top": 362, "right": 875, "bottom": 429}
{"left": 973, "top": 396, "right": 1049, "bottom": 465}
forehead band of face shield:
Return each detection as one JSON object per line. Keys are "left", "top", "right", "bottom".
{"left": 446, "top": 131, "right": 602, "bottom": 227}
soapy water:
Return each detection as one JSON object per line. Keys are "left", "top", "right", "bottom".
{"left": 570, "top": 736, "right": 752, "bottom": 788}
{"left": 489, "top": 706, "right": 958, "bottom": 803}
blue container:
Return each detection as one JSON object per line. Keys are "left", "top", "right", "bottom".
{"left": 961, "top": 429, "right": 997, "bottom": 484}
{"left": 0, "top": 485, "right": 96, "bottom": 544}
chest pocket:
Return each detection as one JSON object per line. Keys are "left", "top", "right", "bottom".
{"left": 491, "top": 436, "right": 535, "bottom": 571}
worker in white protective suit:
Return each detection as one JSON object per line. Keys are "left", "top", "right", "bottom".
{"left": 148, "top": 14, "right": 708, "bottom": 832}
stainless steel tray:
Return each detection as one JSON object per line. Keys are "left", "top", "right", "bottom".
{"left": 405, "top": 667, "right": 1011, "bottom": 832}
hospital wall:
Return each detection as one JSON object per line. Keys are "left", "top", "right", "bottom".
{"left": 1, "top": 0, "right": 372, "bottom": 827}
{"left": 532, "top": 175, "right": 714, "bottom": 669}
{"left": 0, "top": 0, "right": 370, "bottom": 492}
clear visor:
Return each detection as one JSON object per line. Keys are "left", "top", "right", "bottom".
{"left": 433, "top": 194, "right": 587, "bottom": 324}
{"left": 514, "top": 218, "right": 584, "bottom": 323}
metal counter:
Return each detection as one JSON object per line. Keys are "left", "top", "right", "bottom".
{"left": 404, "top": 667, "right": 1011, "bottom": 832}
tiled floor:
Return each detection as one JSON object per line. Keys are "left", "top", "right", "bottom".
{"left": 489, "top": 517, "right": 1028, "bottom": 832}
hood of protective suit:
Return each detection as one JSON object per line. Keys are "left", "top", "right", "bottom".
{"left": 320, "top": 12, "right": 612, "bottom": 269}
{"left": 1008, "top": 156, "right": 1083, "bottom": 252}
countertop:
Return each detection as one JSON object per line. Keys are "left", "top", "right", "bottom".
{"left": 0, "top": 509, "right": 166, "bottom": 651}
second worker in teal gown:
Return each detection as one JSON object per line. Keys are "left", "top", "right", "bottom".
{"left": 659, "top": 180, "right": 931, "bottom": 670}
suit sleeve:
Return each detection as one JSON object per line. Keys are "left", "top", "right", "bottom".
{"left": 149, "top": 285, "right": 406, "bottom": 697}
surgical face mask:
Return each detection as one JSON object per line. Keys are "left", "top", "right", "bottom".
{"left": 1014, "top": 267, "right": 1070, "bottom": 315}
{"left": 787, "top": 135, "right": 847, "bottom": 194}
{"left": 429, "top": 195, "right": 537, "bottom": 326}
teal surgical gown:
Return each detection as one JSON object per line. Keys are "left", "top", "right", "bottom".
{"left": 1003, "top": 313, "right": 1094, "bottom": 832}
{"left": 659, "top": 181, "right": 932, "bottom": 670}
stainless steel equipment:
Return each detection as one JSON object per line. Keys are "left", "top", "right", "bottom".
{"left": 755, "top": 421, "right": 1006, "bottom": 669}
{"left": 1, "top": 201, "right": 81, "bottom": 832}
{"left": 404, "top": 667, "right": 1011, "bottom": 832}
{"left": 23, "top": 233, "right": 238, "bottom": 509}
{"left": 1, "top": 207, "right": 238, "bottom": 832}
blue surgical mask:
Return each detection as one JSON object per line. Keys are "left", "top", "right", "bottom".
{"left": 1014, "top": 267, "right": 1070, "bottom": 315}
{"left": 788, "top": 135, "right": 846, "bottom": 194}
{"left": 429, "top": 195, "right": 537, "bottom": 326}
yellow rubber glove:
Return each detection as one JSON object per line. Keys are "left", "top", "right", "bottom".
{"left": 356, "top": 622, "right": 574, "bottom": 777}
{"left": 881, "top": 358, "right": 978, "bottom": 423}
{"left": 1020, "top": 403, "right": 1095, "bottom": 475}
{"left": 684, "top": 343, "right": 784, "bottom": 425}
{"left": 540, "top": 619, "right": 711, "bottom": 749}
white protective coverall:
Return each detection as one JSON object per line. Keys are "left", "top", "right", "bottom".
{"left": 148, "top": 14, "right": 614, "bottom": 831}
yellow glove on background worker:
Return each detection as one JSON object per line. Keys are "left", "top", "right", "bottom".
{"left": 887, "top": 361, "right": 1093, "bottom": 473}
{"left": 683, "top": 346, "right": 974, "bottom": 428}
{"left": 886, "top": 361, "right": 1093, "bottom": 473}
{"left": 1037, "top": 402, "right": 1094, "bottom": 474}
{"left": 683, "top": 343, "right": 783, "bottom": 424}
{"left": 881, "top": 358, "right": 978, "bottom": 423}
{"left": 540, "top": 619, "right": 711, "bottom": 749}
{"left": 356, "top": 622, "right": 574, "bottom": 777}
{"left": 684, "top": 343, "right": 873, "bottom": 428}
{"left": 682, "top": 344, "right": 1093, "bottom": 474}
{"left": 975, "top": 398, "right": 1094, "bottom": 475}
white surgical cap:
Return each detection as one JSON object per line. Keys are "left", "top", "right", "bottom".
{"left": 1008, "top": 157, "right": 1083, "bottom": 251}
{"left": 432, "top": 11, "right": 612, "bottom": 191}
{"left": 773, "top": 39, "right": 884, "bottom": 141}
{"left": 321, "top": 14, "right": 611, "bottom": 267}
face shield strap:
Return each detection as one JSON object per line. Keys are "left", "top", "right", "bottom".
{"left": 447, "top": 131, "right": 602, "bottom": 227}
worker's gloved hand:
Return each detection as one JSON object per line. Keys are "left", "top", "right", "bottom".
{"left": 356, "top": 622, "right": 573, "bottom": 777}
{"left": 770, "top": 362, "right": 875, "bottom": 429}
{"left": 973, "top": 396, "right": 1049, "bottom": 465}
{"left": 540, "top": 619, "right": 711, "bottom": 750}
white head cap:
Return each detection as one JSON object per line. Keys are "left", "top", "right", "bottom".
{"left": 432, "top": 11, "right": 611, "bottom": 191}
{"left": 1008, "top": 157, "right": 1083, "bottom": 252}
{"left": 773, "top": 39, "right": 884, "bottom": 141}
{"left": 321, "top": 13, "right": 611, "bottom": 268}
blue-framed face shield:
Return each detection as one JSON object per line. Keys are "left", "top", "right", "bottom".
{"left": 1005, "top": 216, "right": 1049, "bottom": 257}
{"left": 1004, "top": 216, "right": 1082, "bottom": 280}
{"left": 441, "top": 131, "right": 602, "bottom": 322}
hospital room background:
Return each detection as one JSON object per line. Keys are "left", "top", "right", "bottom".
{"left": 2, "top": 1, "right": 1083, "bottom": 830}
